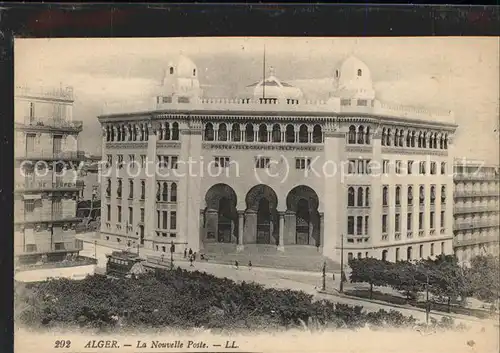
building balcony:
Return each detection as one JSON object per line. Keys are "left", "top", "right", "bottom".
{"left": 15, "top": 150, "right": 86, "bottom": 161}
{"left": 453, "top": 190, "right": 499, "bottom": 198}
{"left": 454, "top": 220, "right": 500, "bottom": 230}
{"left": 15, "top": 181, "right": 79, "bottom": 192}
{"left": 418, "top": 230, "right": 424, "bottom": 237}
{"left": 454, "top": 234, "right": 500, "bottom": 247}
{"left": 454, "top": 205, "right": 500, "bottom": 214}
{"left": 429, "top": 228, "right": 436, "bottom": 235}
{"left": 16, "top": 118, "right": 83, "bottom": 133}
{"left": 407, "top": 231, "right": 413, "bottom": 238}
{"left": 454, "top": 173, "right": 499, "bottom": 181}
{"left": 15, "top": 216, "right": 81, "bottom": 226}
{"left": 15, "top": 84, "right": 74, "bottom": 101}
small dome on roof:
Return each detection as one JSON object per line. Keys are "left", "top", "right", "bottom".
{"left": 334, "top": 55, "right": 375, "bottom": 100}
{"left": 166, "top": 54, "right": 198, "bottom": 78}
{"left": 243, "top": 66, "right": 303, "bottom": 100}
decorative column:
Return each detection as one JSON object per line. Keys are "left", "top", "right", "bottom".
{"left": 319, "top": 212, "right": 324, "bottom": 248}
{"left": 178, "top": 119, "right": 203, "bottom": 252}
{"left": 323, "top": 120, "right": 345, "bottom": 260}
{"left": 143, "top": 121, "right": 157, "bottom": 249}
{"left": 369, "top": 125, "right": 383, "bottom": 258}
{"left": 237, "top": 211, "right": 245, "bottom": 251}
{"left": 99, "top": 126, "right": 108, "bottom": 238}
{"left": 244, "top": 210, "right": 257, "bottom": 244}
{"left": 278, "top": 211, "right": 285, "bottom": 251}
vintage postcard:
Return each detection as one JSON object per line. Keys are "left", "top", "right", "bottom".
{"left": 13, "top": 37, "right": 499, "bottom": 353}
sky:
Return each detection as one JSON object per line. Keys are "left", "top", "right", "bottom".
{"left": 14, "top": 37, "right": 499, "bottom": 164}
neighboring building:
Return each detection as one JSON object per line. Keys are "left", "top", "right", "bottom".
{"left": 97, "top": 55, "right": 457, "bottom": 264}
{"left": 77, "top": 155, "right": 101, "bottom": 201}
{"left": 453, "top": 159, "right": 500, "bottom": 264}
{"left": 14, "top": 84, "right": 85, "bottom": 265}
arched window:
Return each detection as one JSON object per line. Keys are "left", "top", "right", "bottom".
{"left": 232, "top": 123, "right": 241, "bottom": 142}
{"left": 204, "top": 123, "right": 214, "bottom": 141}
{"left": 299, "top": 124, "right": 308, "bottom": 143}
{"left": 170, "top": 182, "right": 177, "bottom": 202}
{"left": 193, "top": 69, "right": 196, "bottom": 76}
{"left": 382, "top": 186, "right": 388, "bottom": 206}
{"left": 407, "top": 186, "right": 413, "bottom": 205}
{"left": 129, "top": 180, "right": 134, "bottom": 199}
{"left": 382, "top": 250, "right": 388, "bottom": 261}
{"left": 444, "top": 134, "right": 448, "bottom": 149}
{"left": 348, "top": 125, "right": 356, "bottom": 144}
{"left": 106, "top": 179, "right": 111, "bottom": 197}
{"left": 218, "top": 123, "right": 228, "bottom": 141}
{"left": 399, "top": 130, "right": 404, "bottom": 146}
{"left": 365, "top": 126, "right": 371, "bottom": 144}
{"left": 365, "top": 187, "right": 370, "bottom": 206}
{"left": 406, "top": 131, "right": 411, "bottom": 147}
{"left": 407, "top": 247, "right": 413, "bottom": 261}
{"left": 162, "top": 122, "right": 169, "bottom": 141}
{"left": 162, "top": 182, "right": 168, "bottom": 201}
{"left": 441, "top": 186, "right": 446, "bottom": 203}
{"left": 418, "top": 132, "right": 422, "bottom": 148}
{"left": 381, "top": 128, "right": 386, "bottom": 146}
{"left": 357, "top": 187, "right": 364, "bottom": 207}
{"left": 423, "top": 132, "right": 427, "bottom": 148}
{"left": 156, "top": 182, "right": 161, "bottom": 201}
{"left": 411, "top": 131, "right": 416, "bottom": 147}
{"left": 171, "top": 122, "right": 179, "bottom": 140}
{"left": 272, "top": 124, "right": 281, "bottom": 142}
{"left": 285, "top": 124, "right": 295, "bottom": 143}
{"left": 313, "top": 124, "right": 322, "bottom": 143}
{"left": 419, "top": 185, "right": 425, "bottom": 205}
{"left": 140, "top": 180, "right": 145, "bottom": 199}
{"left": 440, "top": 135, "right": 444, "bottom": 149}
{"left": 395, "top": 186, "right": 401, "bottom": 206}
{"left": 169, "top": 67, "right": 174, "bottom": 75}
{"left": 110, "top": 126, "right": 115, "bottom": 141}
{"left": 357, "top": 69, "right": 362, "bottom": 76}
{"left": 258, "top": 124, "right": 268, "bottom": 142}
{"left": 430, "top": 185, "right": 436, "bottom": 205}
{"left": 245, "top": 123, "right": 254, "bottom": 142}
{"left": 117, "top": 179, "right": 122, "bottom": 198}
{"left": 394, "top": 129, "right": 399, "bottom": 146}
{"left": 348, "top": 187, "right": 355, "bottom": 206}
{"left": 386, "top": 129, "right": 392, "bottom": 146}
{"left": 357, "top": 126, "right": 365, "bottom": 144}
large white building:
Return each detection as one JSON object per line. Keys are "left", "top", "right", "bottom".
{"left": 97, "top": 55, "right": 457, "bottom": 266}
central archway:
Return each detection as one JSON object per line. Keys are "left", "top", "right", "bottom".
{"left": 286, "top": 185, "right": 320, "bottom": 246}
{"left": 204, "top": 184, "right": 238, "bottom": 243}
{"left": 245, "top": 185, "right": 279, "bottom": 245}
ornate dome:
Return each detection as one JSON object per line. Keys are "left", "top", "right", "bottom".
{"left": 244, "top": 67, "right": 303, "bottom": 100}
{"left": 166, "top": 54, "right": 198, "bottom": 78}
{"left": 333, "top": 56, "right": 375, "bottom": 100}
{"left": 159, "top": 54, "right": 201, "bottom": 99}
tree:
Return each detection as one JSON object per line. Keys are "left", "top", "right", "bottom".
{"left": 348, "top": 258, "right": 390, "bottom": 299}
{"left": 468, "top": 255, "right": 500, "bottom": 303}
{"left": 421, "top": 255, "right": 472, "bottom": 311}
{"left": 387, "top": 260, "right": 425, "bottom": 301}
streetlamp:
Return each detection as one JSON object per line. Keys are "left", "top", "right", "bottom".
{"left": 322, "top": 261, "right": 326, "bottom": 291}
{"left": 170, "top": 241, "right": 175, "bottom": 270}
{"left": 339, "top": 233, "right": 344, "bottom": 293}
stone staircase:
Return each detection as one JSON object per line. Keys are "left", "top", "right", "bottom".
{"left": 201, "top": 243, "right": 340, "bottom": 272}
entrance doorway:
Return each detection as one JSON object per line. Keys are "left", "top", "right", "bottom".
{"left": 296, "top": 199, "right": 310, "bottom": 245}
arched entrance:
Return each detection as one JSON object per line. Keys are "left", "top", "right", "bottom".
{"left": 286, "top": 185, "right": 320, "bottom": 246}
{"left": 204, "top": 184, "right": 238, "bottom": 243}
{"left": 245, "top": 185, "right": 278, "bottom": 245}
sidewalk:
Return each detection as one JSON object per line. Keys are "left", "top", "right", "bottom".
{"left": 317, "top": 288, "right": 500, "bottom": 326}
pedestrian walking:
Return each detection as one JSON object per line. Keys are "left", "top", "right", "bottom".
{"left": 248, "top": 260, "right": 252, "bottom": 270}
{"left": 183, "top": 248, "right": 187, "bottom": 259}
{"left": 189, "top": 255, "right": 194, "bottom": 267}
{"left": 193, "top": 252, "right": 197, "bottom": 261}
{"left": 234, "top": 260, "right": 239, "bottom": 269}
{"left": 188, "top": 248, "right": 193, "bottom": 256}
{"left": 332, "top": 272, "right": 335, "bottom": 282}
